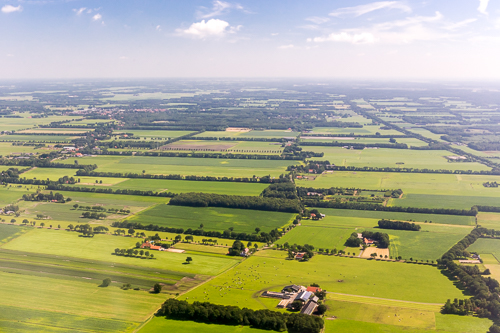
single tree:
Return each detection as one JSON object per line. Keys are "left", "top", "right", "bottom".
{"left": 101, "top": 278, "right": 111, "bottom": 287}
{"left": 153, "top": 283, "right": 162, "bottom": 293}
{"left": 186, "top": 256, "right": 193, "bottom": 264}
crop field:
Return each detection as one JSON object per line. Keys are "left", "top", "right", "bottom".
{"left": 0, "top": 187, "right": 29, "bottom": 206}
{"left": 57, "top": 155, "right": 296, "bottom": 177}
{"left": 310, "top": 126, "right": 402, "bottom": 136}
{"left": 390, "top": 193, "right": 500, "bottom": 210}
{"left": 297, "top": 171, "right": 500, "bottom": 198}
{"left": 172, "top": 242, "right": 230, "bottom": 255}
{"left": 195, "top": 130, "right": 299, "bottom": 139}
{"left": 98, "top": 178, "right": 268, "bottom": 196}
{"left": 276, "top": 225, "right": 354, "bottom": 250}
{"left": 179, "top": 252, "right": 466, "bottom": 309}
{"left": 162, "top": 140, "right": 284, "bottom": 154}
{"left": 468, "top": 238, "right": 500, "bottom": 259}
{"left": 0, "top": 114, "right": 80, "bottom": 132}
{"left": 0, "top": 142, "right": 40, "bottom": 155}
{"left": 141, "top": 317, "right": 271, "bottom": 333}
{"left": 126, "top": 204, "right": 293, "bottom": 234}
{"left": 303, "top": 147, "right": 490, "bottom": 171}
{"left": 477, "top": 213, "right": 500, "bottom": 229}
{"left": 1, "top": 134, "right": 79, "bottom": 142}
{"left": 1, "top": 229, "right": 241, "bottom": 276}
{"left": 0, "top": 225, "right": 25, "bottom": 245}
{"left": 21, "top": 167, "right": 79, "bottom": 180}
{"left": 18, "top": 128, "right": 90, "bottom": 134}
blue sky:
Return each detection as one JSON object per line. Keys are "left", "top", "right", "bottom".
{"left": 0, "top": 0, "right": 499, "bottom": 79}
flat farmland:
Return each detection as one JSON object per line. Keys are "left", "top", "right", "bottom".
{"left": 276, "top": 225, "right": 354, "bottom": 250}
{"left": 126, "top": 204, "right": 294, "bottom": 234}
{"left": 162, "top": 140, "right": 283, "bottom": 155}
{"left": 380, "top": 224, "right": 473, "bottom": 261}
{"left": 140, "top": 317, "right": 271, "bottom": 333}
{"left": 179, "top": 253, "right": 466, "bottom": 309}
{"left": 195, "top": 130, "right": 299, "bottom": 138}
{"left": 57, "top": 155, "right": 296, "bottom": 177}
{"left": 310, "top": 126, "right": 402, "bottom": 136}
{"left": 0, "top": 187, "right": 29, "bottom": 206}
{"left": 18, "top": 128, "right": 90, "bottom": 134}
{"left": 468, "top": 238, "right": 500, "bottom": 259}
{"left": 1, "top": 229, "right": 240, "bottom": 276}
{"left": 113, "top": 130, "right": 194, "bottom": 140}
{"left": 304, "top": 208, "right": 475, "bottom": 226}
{"left": 0, "top": 115, "right": 80, "bottom": 132}
{"left": 478, "top": 213, "right": 500, "bottom": 229}
{"left": 0, "top": 142, "right": 40, "bottom": 155}
{"left": 303, "top": 147, "right": 490, "bottom": 171}
{"left": 391, "top": 193, "right": 500, "bottom": 209}
{"left": 3, "top": 134, "right": 80, "bottom": 142}
{"left": 298, "top": 171, "right": 500, "bottom": 198}
{"left": 21, "top": 167, "right": 79, "bottom": 180}
{"left": 104, "top": 178, "right": 268, "bottom": 196}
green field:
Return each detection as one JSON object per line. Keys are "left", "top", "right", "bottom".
{"left": 126, "top": 204, "right": 294, "bottom": 234}
{"left": 468, "top": 238, "right": 500, "bottom": 258}
{"left": 304, "top": 147, "right": 489, "bottom": 171}
{"left": 276, "top": 225, "right": 354, "bottom": 250}
{"left": 2, "top": 229, "right": 240, "bottom": 276}
{"left": 390, "top": 193, "right": 500, "bottom": 210}
{"left": 113, "top": 130, "right": 194, "bottom": 139}
{"left": 0, "top": 186, "right": 29, "bottom": 206}
{"left": 140, "top": 317, "right": 271, "bottom": 333}
{"left": 180, "top": 252, "right": 466, "bottom": 308}
{"left": 195, "top": 130, "right": 299, "bottom": 139}
{"left": 310, "top": 126, "right": 402, "bottom": 136}
{"left": 478, "top": 213, "right": 500, "bottom": 229}
{"left": 0, "top": 142, "right": 40, "bottom": 155}
{"left": 57, "top": 155, "right": 296, "bottom": 177}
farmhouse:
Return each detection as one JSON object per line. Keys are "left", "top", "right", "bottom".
{"left": 306, "top": 286, "right": 322, "bottom": 293}
{"left": 364, "top": 238, "right": 374, "bottom": 245}
{"left": 294, "top": 252, "right": 305, "bottom": 260}
{"left": 140, "top": 241, "right": 163, "bottom": 251}
{"left": 262, "top": 284, "right": 320, "bottom": 314}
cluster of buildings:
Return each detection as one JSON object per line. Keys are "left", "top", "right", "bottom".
{"left": 140, "top": 241, "right": 164, "bottom": 251}
{"left": 262, "top": 284, "right": 322, "bottom": 315}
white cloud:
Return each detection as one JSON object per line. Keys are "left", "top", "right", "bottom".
{"left": 2, "top": 5, "right": 22, "bottom": 13}
{"left": 444, "top": 18, "right": 477, "bottom": 30}
{"left": 478, "top": 0, "right": 490, "bottom": 15}
{"left": 92, "top": 13, "right": 102, "bottom": 21}
{"left": 278, "top": 44, "right": 294, "bottom": 49}
{"left": 305, "top": 16, "right": 330, "bottom": 24}
{"left": 73, "top": 7, "right": 86, "bottom": 15}
{"left": 6, "top": 53, "right": 14, "bottom": 57}
{"left": 156, "top": 25, "right": 161, "bottom": 31}
{"left": 329, "top": 1, "right": 411, "bottom": 17}
{"left": 271, "top": 33, "right": 279, "bottom": 36}
{"left": 119, "top": 56, "right": 129, "bottom": 60}
{"left": 197, "top": 1, "right": 246, "bottom": 19}
{"left": 178, "top": 19, "right": 237, "bottom": 38}
{"left": 310, "top": 32, "right": 377, "bottom": 44}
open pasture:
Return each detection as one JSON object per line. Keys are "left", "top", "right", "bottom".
{"left": 179, "top": 252, "right": 466, "bottom": 309}
{"left": 391, "top": 193, "right": 500, "bottom": 210}
{"left": 0, "top": 225, "right": 25, "bottom": 245}
{"left": 103, "top": 178, "right": 268, "bottom": 196}
{"left": 310, "top": 126, "right": 402, "bottom": 136}
{"left": 303, "top": 147, "right": 490, "bottom": 171}
{"left": 0, "top": 142, "right": 40, "bottom": 155}
{"left": 127, "top": 204, "right": 293, "bottom": 234}
{"left": 468, "top": 238, "right": 500, "bottom": 258}
{"left": 195, "top": 130, "right": 299, "bottom": 139}
{"left": 140, "top": 317, "right": 271, "bottom": 333}
{"left": 21, "top": 167, "right": 79, "bottom": 180}
{"left": 1, "top": 228, "right": 240, "bottom": 276}
{"left": 276, "top": 225, "right": 354, "bottom": 250}
{"left": 161, "top": 140, "right": 284, "bottom": 155}
{"left": 298, "top": 171, "right": 500, "bottom": 198}
{"left": 113, "top": 130, "right": 194, "bottom": 140}
{"left": 57, "top": 155, "right": 295, "bottom": 177}
{"left": 3, "top": 134, "right": 80, "bottom": 142}
{"left": 0, "top": 115, "right": 80, "bottom": 132}
{"left": 304, "top": 208, "right": 475, "bottom": 226}
{"left": 0, "top": 186, "right": 29, "bottom": 206}
{"left": 477, "top": 213, "right": 500, "bottom": 229}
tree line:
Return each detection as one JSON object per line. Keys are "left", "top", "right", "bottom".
{"left": 261, "top": 183, "right": 298, "bottom": 199}
{"left": 46, "top": 184, "right": 177, "bottom": 198}
{"left": 303, "top": 199, "right": 477, "bottom": 216}
{"left": 438, "top": 227, "right": 500, "bottom": 330}
{"left": 169, "top": 192, "right": 303, "bottom": 213}
{"left": 157, "top": 299, "right": 324, "bottom": 333}
{"left": 299, "top": 141, "right": 409, "bottom": 149}
{"left": 89, "top": 150, "right": 306, "bottom": 160}
{"left": 194, "top": 136, "right": 289, "bottom": 142}
{"left": 378, "top": 219, "right": 421, "bottom": 231}
{"left": 22, "top": 192, "right": 67, "bottom": 203}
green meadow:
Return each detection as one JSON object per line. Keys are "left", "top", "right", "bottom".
{"left": 468, "top": 238, "right": 500, "bottom": 259}
{"left": 180, "top": 252, "right": 466, "bottom": 309}
{"left": 57, "top": 155, "right": 295, "bottom": 177}
{"left": 1, "top": 228, "right": 240, "bottom": 276}
{"left": 310, "top": 126, "right": 402, "bottom": 136}
{"left": 0, "top": 186, "right": 29, "bottom": 206}
{"left": 140, "top": 317, "right": 271, "bottom": 333}
{"left": 126, "top": 204, "right": 294, "bottom": 234}
{"left": 303, "top": 147, "right": 489, "bottom": 171}
{"left": 391, "top": 193, "right": 500, "bottom": 210}
{"left": 113, "top": 130, "right": 194, "bottom": 139}
{"left": 276, "top": 225, "right": 354, "bottom": 250}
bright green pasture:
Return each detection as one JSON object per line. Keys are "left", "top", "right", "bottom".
{"left": 305, "top": 208, "right": 475, "bottom": 226}
{"left": 298, "top": 172, "right": 500, "bottom": 198}
{"left": 1, "top": 135, "right": 77, "bottom": 142}
{"left": 0, "top": 271, "right": 164, "bottom": 323}
{"left": 113, "top": 130, "right": 194, "bottom": 139}
{"left": 195, "top": 130, "right": 299, "bottom": 139}
{"left": 180, "top": 253, "right": 466, "bottom": 308}
{"left": 89, "top": 178, "right": 269, "bottom": 196}
{"left": 304, "top": 147, "right": 489, "bottom": 171}
{"left": 276, "top": 225, "right": 354, "bottom": 250}
{"left": 173, "top": 242, "right": 230, "bottom": 255}
{"left": 1, "top": 229, "right": 239, "bottom": 276}
{"left": 21, "top": 167, "right": 78, "bottom": 180}
{"left": 57, "top": 155, "right": 295, "bottom": 177}
{"left": 407, "top": 128, "right": 444, "bottom": 141}
{"left": 0, "top": 186, "right": 29, "bottom": 206}
{"left": 391, "top": 193, "right": 500, "bottom": 210}
{"left": 0, "top": 142, "right": 39, "bottom": 155}
{"left": 140, "top": 317, "right": 271, "bottom": 333}
{"left": 0, "top": 115, "right": 79, "bottom": 132}
{"left": 468, "top": 238, "right": 500, "bottom": 258}
{"left": 381, "top": 224, "right": 473, "bottom": 261}
{"left": 127, "top": 205, "right": 293, "bottom": 234}
{"left": 0, "top": 224, "right": 24, "bottom": 244}
{"left": 229, "top": 141, "right": 284, "bottom": 153}
{"left": 19, "top": 127, "right": 89, "bottom": 133}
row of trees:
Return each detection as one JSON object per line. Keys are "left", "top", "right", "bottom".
{"left": 114, "top": 248, "right": 155, "bottom": 259}
{"left": 261, "top": 183, "right": 298, "bottom": 200}
{"left": 22, "top": 192, "right": 67, "bottom": 202}
{"left": 303, "top": 199, "right": 477, "bottom": 216}
{"left": 169, "top": 192, "right": 303, "bottom": 213}
{"left": 157, "top": 299, "right": 324, "bottom": 333}
{"left": 378, "top": 219, "right": 421, "bottom": 231}
{"left": 74, "top": 169, "right": 290, "bottom": 184}
{"left": 46, "top": 184, "right": 177, "bottom": 198}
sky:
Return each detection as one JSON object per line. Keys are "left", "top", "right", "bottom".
{"left": 0, "top": 0, "right": 499, "bottom": 79}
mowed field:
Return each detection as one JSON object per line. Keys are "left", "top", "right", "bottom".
{"left": 113, "top": 130, "right": 194, "bottom": 139}
{"left": 126, "top": 204, "right": 294, "bottom": 234}
{"left": 57, "top": 155, "right": 296, "bottom": 177}
{"left": 303, "top": 147, "right": 490, "bottom": 171}
{"left": 179, "top": 251, "right": 466, "bottom": 309}
{"left": 1, "top": 228, "right": 241, "bottom": 276}
{"left": 194, "top": 130, "right": 299, "bottom": 138}
{"left": 141, "top": 317, "right": 272, "bottom": 333}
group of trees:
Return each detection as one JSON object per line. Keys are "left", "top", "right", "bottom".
{"left": 67, "top": 224, "right": 108, "bottom": 236}
{"left": 303, "top": 199, "right": 477, "bottom": 216}
{"left": 81, "top": 211, "right": 107, "bottom": 219}
{"left": 345, "top": 232, "right": 362, "bottom": 247}
{"left": 261, "top": 183, "right": 298, "bottom": 200}
{"left": 169, "top": 192, "right": 303, "bottom": 213}
{"left": 483, "top": 182, "right": 499, "bottom": 188}
{"left": 46, "top": 184, "right": 177, "bottom": 198}
{"left": 157, "top": 299, "right": 324, "bottom": 333}
{"left": 378, "top": 219, "right": 421, "bottom": 231}
{"left": 22, "top": 192, "right": 67, "bottom": 203}
{"left": 114, "top": 247, "right": 155, "bottom": 259}
{"left": 438, "top": 227, "right": 500, "bottom": 323}
{"left": 361, "top": 231, "right": 390, "bottom": 248}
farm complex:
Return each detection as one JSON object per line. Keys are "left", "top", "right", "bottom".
{"left": 0, "top": 80, "right": 499, "bottom": 333}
